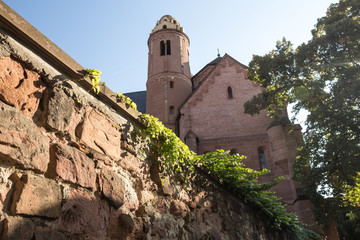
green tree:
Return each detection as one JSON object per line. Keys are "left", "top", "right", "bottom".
{"left": 245, "top": 0, "right": 360, "bottom": 238}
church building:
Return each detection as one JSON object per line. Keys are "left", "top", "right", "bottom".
{"left": 125, "top": 15, "right": 316, "bottom": 229}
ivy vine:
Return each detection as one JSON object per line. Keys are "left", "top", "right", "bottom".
{"left": 140, "top": 114, "right": 319, "bottom": 239}
{"left": 84, "top": 68, "right": 102, "bottom": 94}
{"left": 82, "top": 69, "right": 318, "bottom": 239}
{"left": 116, "top": 92, "right": 137, "bottom": 111}
{"left": 83, "top": 69, "right": 137, "bottom": 111}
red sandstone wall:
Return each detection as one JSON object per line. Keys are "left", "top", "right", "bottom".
{"left": 0, "top": 19, "right": 290, "bottom": 239}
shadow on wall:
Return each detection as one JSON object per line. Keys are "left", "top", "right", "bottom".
{"left": 0, "top": 184, "right": 142, "bottom": 240}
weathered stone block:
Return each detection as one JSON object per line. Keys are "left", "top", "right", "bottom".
{"left": 108, "top": 208, "right": 146, "bottom": 240}
{"left": 99, "top": 168, "right": 125, "bottom": 208}
{"left": 184, "top": 222, "right": 203, "bottom": 240}
{"left": 170, "top": 200, "right": 190, "bottom": 218}
{"left": 48, "top": 143, "right": 96, "bottom": 190}
{"left": 118, "top": 152, "right": 142, "bottom": 173}
{"left": 0, "top": 56, "right": 46, "bottom": 116}
{"left": 10, "top": 174, "right": 62, "bottom": 218}
{"left": 100, "top": 166, "right": 139, "bottom": 210}
{"left": 162, "top": 177, "right": 175, "bottom": 196}
{"left": 99, "top": 167, "right": 126, "bottom": 209}
{"left": 46, "top": 85, "right": 74, "bottom": 131}
{"left": 1, "top": 216, "right": 35, "bottom": 240}
{"left": 152, "top": 214, "right": 179, "bottom": 239}
{"left": 155, "top": 196, "right": 171, "bottom": 214}
{"left": 77, "top": 107, "right": 122, "bottom": 160}
{"left": 34, "top": 227, "right": 70, "bottom": 240}
{"left": 67, "top": 110, "right": 83, "bottom": 140}
{"left": 138, "top": 190, "right": 155, "bottom": 205}
{"left": 0, "top": 164, "right": 14, "bottom": 213}
{"left": 57, "top": 188, "right": 109, "bottom": 238}
{"left": 118, "top": 214, "right": 135, "bottom": 233}
{"left": 0, "top": 102, "right": 49, "bottom": 173}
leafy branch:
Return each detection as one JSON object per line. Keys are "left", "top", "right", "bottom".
{"left": 343, "top": 172, "right": 360, "bottom": 207}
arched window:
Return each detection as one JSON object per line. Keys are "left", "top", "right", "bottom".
{"left": 170, "top": 81, "right": 174, "bottom": 88}
{"left": 169, "top": 106, "right": 174, "bottom": 115}
{"left": 163, "top": 25, "right": 167, "bottom": 29}
{"left": 258, "top": 148, "right": 267, "bottom": 170}
{"left": 166, "top": 40, "right": 171, "bottom": 55}
{"left": 228, "top": 87, "right": 233, "bottom": 99}
{"left": 160, "top": 41, "right": 165, "bottom": 56}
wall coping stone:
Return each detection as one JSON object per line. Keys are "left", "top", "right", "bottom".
{"left": 0, "top": 1, "right": 143, "bottom": 128}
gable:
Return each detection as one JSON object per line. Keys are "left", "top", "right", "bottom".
{"left": 179, "top": 54, "right": 273, "bottom": 140}
{"left": 180, "top": 54, "right": 249, "bottom": 111}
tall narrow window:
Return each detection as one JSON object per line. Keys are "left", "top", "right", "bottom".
{"left": 169, "top": 106, "right": 174, "bottom": 115}
{"left": 258, "top": 148, "right": 267, "bottom": 169}
{"left": 228, "top": 87, "right": 233, "bottom": 99}
{"left": 170, "top": 81, "right": 174, "bottom": 88}
{"left": 166, "top": 40, "right": 171, "bottom": 55}
{"left": 160, "top": 41, "right": 165, "bottom": 56}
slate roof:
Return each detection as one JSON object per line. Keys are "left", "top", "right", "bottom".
{"left": 124, "top": 90, "right": 147, "bottom": 113}
{"left": 208, "top": 56, "right": 222, "bottom": 65}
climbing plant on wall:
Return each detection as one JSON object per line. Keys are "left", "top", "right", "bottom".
{"left": 83, "top": 69, "right": 137, "bottom": 111}
{"left": 139, "top": 113, "right": 319, "bottom": 239}
{"left": 82, "top": 68, "right": 318, "bottom": 239}
{"left": 116, "top": 92, "right": 137, "bottom": 111}
{"left": 84, "top": 68, "right": 102, "bottom": 93}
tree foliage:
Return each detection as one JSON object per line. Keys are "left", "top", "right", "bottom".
{"left": 343, "top": 172, "right": 360, "bottom": 207}
{"left": 245, "top": 0, "right": 360, "bottom": 238}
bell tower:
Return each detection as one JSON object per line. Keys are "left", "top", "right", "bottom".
{"left": 146, "top": 15, "right": 192, "bottom": 131}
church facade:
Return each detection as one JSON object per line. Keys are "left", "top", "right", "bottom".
{"left": 126, "top": 15, "right": 317, "bottom": 230}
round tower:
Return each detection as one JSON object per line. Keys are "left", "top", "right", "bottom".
{"left": 146, "top": 15, "right": 192, "bottom": 131}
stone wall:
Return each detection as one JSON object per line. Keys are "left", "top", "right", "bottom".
{"left": 0, "top": 3, "right": 291, "bottom": 239}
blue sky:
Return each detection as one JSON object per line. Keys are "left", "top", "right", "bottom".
{"left": 3, "top": 0, "right": 338, "bottom": 95}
